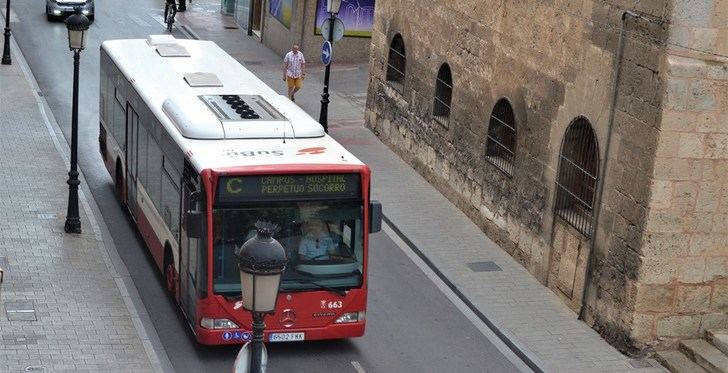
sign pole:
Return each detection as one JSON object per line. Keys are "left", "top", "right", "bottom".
{"left": 2, "top": 0, "right": 11, "bottom": 65}
{"left": 318, "top": 12, "right": 336, "bottom": 133}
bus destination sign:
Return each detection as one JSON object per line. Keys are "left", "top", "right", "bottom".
{"left": 218, "top": 174, "right": 361, "bottom": 202}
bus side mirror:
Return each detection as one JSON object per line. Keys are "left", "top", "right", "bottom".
{"left": 186, "top": 210, "right": 203, "bottom": 238}
{"left": 369, "top": 200, "right": 382, "bottom": 233}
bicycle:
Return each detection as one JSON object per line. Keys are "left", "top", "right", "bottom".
{"left": 164, "top": 0, "right": 177, "bottom": 32}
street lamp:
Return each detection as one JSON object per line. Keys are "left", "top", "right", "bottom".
{"left": 326, "top": 0, "right": 341, "bottom": 13}
{"left": 2, "top": 0, "right": 11, "bottom": 65}
{"left": 318, "top": 0, "right": 342, "bottom": 133}
{"left": 234, "top": 223, "right": 287, "bottom": 373}
{"left": 63, "top": 8, "right": 90, "bottom": 234}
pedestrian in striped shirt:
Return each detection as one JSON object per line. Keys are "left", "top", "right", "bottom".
{"left": 283, "top": 44, "right": 306, "bottom": 102}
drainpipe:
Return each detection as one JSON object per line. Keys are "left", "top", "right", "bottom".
{"left": 578, "top": 10, "right": 667, "bottom": 320}
{"left": 299, "top": 0, "right": 306, "bottom": 55}
{"left": 577, "top": 10, "right": 637, "bottom": 321}
{"left": 247, "top": 2, "right": 254, "bottom": 36}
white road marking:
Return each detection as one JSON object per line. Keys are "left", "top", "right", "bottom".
{"left": 129, "top": 14, "right": 151, "bottom": 27}
{"left": 350, "top": 361, "right": 366, "bottom": 373}
{"left": 151, "top": 14, "right": 167, "bottom": 27}
{"left": 1, "top": 8, "right": 19, "bottom": 22}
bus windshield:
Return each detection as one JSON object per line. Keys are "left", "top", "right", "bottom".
{"left": 212, "top": 201, "right": 364, "bottom": 295}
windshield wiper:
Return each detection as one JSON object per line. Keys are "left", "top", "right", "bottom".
{"left": 223, "top": 294, "right": 242, "bottom": 300}
{"left": 289, "top": 278, "right": 347, "bottom": 296}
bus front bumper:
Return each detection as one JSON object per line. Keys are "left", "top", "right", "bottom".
{"left": 195, "top": 321, "right": 365, "bottom": 346}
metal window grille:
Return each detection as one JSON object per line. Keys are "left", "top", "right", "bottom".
{"left": 386, "top": 34, "right": 406, "bottom": 92}
{"left": 485, "top": 99, "right": 516, "bottom": 176}
{"left": 433, "top": 64, "right": 452, "bottom": 127}
{"left": 554, "top": 117, "right": 599, "bottom": 237}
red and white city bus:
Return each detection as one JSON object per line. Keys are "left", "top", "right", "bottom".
{"left": 98, "top": 35, "right": 381, "bottom": 345}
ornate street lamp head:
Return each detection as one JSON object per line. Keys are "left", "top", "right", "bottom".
{"left": 65, "top": 7, "right": 90, "bottom": 51}
{"left": 326, "top": 0, "right": 341, "bottom": 14}
{"left": 235, "top": 221, "right": 288, "bottom": 314}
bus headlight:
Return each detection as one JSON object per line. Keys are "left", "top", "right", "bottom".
{"left": 334, "top": 312, "right": 365, "bottom": 324}
{"left": 200, "top": 317, "right": 239, "bottom": 329}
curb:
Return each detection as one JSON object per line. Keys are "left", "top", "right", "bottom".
{"left": 8, "top": 33, "right": 174, "bottom": 373}
{"left": 179, "top": 24, "right": 200, "bottom": 40}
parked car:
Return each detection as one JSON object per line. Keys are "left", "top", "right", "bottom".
{"left": 46, "top": 0, "right": 94, "bottom": 22}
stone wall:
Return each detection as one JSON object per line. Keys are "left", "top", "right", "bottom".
{"left": 364, "top": 0, "right": 695, "bottom": 354}
{"left": 632, "top": 0, "right": 728, "bottom": 350}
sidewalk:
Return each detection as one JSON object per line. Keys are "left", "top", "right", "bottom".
{"left": 0, "top": 32, "right": 167, "bottom": 373}
{"left": 178, "top": 3, "right": 665, "bottom": 373}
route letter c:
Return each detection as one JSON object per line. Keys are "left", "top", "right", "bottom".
{"left": 227, "top": 179, "right": 243, "bottom": 194}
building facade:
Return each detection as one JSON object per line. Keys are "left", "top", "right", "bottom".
{"left": 365, "top": 0, "right": 728, "bottom": 354}
{"left": 228, "top": 0, "right": 375, "bottom": 63}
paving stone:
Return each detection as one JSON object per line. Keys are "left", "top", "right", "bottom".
{"left": 0, "top": 33, "right": 155, "bottom": 371}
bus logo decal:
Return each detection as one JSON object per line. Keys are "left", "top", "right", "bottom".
{"left": 297, "top": 147, "right": 326, "bottom": 155}
{"left": 224, "top": 150, "right": 285, "bottom": 157}
{"left": 280, "top": 309, "right": 296, "bottom": 328}
{"left": 222, "top": 332, "right": 233, "bottom": 341}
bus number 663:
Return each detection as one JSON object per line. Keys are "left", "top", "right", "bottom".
{"left": 321, "top": 300, "right": 343, "bottom": 309}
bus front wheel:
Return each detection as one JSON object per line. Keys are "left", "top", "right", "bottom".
{"left": 115, "top": 160, "right": 124, "bottom": 201}
{"left": 164, "top": 248, "right": 177, "bottom": 296}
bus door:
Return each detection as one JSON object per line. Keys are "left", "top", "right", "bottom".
{"left": 179, "top": 173, "right": 200, "bottom": 322}
{"left": 125, "top": 103, "right": 139, "bottom": 218}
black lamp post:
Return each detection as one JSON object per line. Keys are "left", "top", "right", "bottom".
{"left": 2, "top": 0, "right": 11, "bottom": 65}
{"left": 317, "top": 0, "right": 341, "bottom": 133}
{"left": 234, "top": 222, "right": 287, "bottom": 373}
{"left": 63, "top": 8, "right": 90, "bottom": 234}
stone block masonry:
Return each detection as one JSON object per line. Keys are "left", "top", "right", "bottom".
{"left": 636, "top": 0, "right": 728, "bottom": 349}
{"left": 366, "top": 0, "right": 728, "bottom": 355}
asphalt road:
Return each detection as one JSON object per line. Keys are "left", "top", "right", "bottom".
{"left": 9, "top": 1, "right": 521, "bottom": 372}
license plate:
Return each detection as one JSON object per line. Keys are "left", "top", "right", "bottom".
{"left": 269, "top": 332, "right": 304, "bottom": 342}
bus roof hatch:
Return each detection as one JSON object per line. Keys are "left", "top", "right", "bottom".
{"left": 162, "top": 94, "right": 323, "bottom": 139}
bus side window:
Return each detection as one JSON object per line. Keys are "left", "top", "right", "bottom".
{"left": 137, "top": 123, "right": 149, "bottom": 188}
{"left": 147, "top": 138, "right": 163, "bottom": 210}
{"left": 112, "top": 85, "right": 126, "bottom": 147}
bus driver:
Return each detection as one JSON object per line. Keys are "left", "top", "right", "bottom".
{"left": 298, "top": 221, "right": 338, "bottom": 260}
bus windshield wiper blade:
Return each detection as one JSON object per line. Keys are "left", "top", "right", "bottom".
{"left": 291, "top": 278, "right": 346, "bottom": 296}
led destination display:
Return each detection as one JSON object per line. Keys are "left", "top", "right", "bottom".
{"left": 218, "top": 174, "right": 361, "bottom": 202}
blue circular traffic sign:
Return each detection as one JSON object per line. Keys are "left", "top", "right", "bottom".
{"left": 321, "top": 41, "right": 332, "bottom": 66}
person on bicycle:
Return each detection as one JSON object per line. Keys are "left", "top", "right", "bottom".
{"left": 164, "top": 0, "right": 177, "bottom": 31}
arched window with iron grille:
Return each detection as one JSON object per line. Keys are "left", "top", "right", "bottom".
{"left": 554, "top": 117, "right": 599, "bottom": 237}
{"left": 386, "top": 34, "right": 406, "bottom": 91}
{"left": 433, "top": 63, "right": 452, "bottom": 127}
{"left": 485, "top": 98, "right": 516, "bottom": 176}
